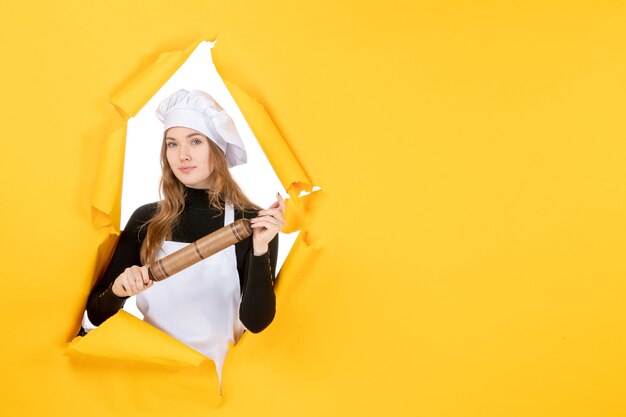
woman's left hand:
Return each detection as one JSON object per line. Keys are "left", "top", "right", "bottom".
{"left": 251, "top": 192, "right": 286, "bottom": 255}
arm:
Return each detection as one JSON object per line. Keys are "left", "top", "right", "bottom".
{"left": 86, "top": 204, "right": 156, "bottom": 326}
{"left": 239, "top": 233, "right": 279, "bottom": 333}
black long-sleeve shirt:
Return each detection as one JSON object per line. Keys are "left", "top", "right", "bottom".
{"left": 86, "top": 187, "right": 278, "bottom": 333}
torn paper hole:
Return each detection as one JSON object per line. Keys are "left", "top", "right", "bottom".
{"left": 77, "top": 39, "right": 320, "bottom": 388}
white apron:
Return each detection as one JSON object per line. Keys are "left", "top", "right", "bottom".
{"left": 136, "top": 203, "right": 246, "bottom": 385}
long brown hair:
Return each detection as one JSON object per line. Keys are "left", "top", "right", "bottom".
{"left": 140, "top": 130, "right": 260, "bottom": 264}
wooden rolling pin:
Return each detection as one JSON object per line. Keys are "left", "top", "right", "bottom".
{"left": 147, "top": 218, "right": 253, "bottom": 282}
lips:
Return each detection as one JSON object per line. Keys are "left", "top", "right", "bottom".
{"left": 179, "top": 166, "right": 195, "bottom": 173}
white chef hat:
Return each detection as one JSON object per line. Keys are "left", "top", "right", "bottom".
{"left": 155, "top": 89, "right": 247, "bottom": 167}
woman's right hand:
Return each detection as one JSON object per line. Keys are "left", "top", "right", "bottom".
{"left": 111, "top": 265, "right": 153, "bottom": 297}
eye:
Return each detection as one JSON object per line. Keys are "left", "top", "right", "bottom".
{"left": 191, "top": 139, "right": 203, "bottom": 145}
{"left": 166, "top": 141, "right": 176, "bottom": 148}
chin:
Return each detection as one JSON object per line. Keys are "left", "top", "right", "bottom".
{"left": 181, "top": 178, "right": 211, "bottom": 189}
{"left": 173, "top": 171, "right": 212, "bottom": 189}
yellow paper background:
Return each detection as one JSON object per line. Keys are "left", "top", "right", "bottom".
{"left": 1, "top": 1, "right": 626, "bottom": 416}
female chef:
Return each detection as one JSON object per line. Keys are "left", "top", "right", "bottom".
{"left": 84, "top": 88, "right": 285, "bottom": 379}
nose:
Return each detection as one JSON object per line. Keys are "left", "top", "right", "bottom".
{"left": 178, "top": 144, "right": 191, "bottom": 162}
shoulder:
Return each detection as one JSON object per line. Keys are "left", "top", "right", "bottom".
{"left": 130, "top": 201, "right": 159, "bottom": 220}
{"left": 124, "top": 202, "right": 159, "bottom": 232}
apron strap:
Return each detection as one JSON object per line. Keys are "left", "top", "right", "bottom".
{"left": 224, "top": 203, "right": 234, "bottom": 226}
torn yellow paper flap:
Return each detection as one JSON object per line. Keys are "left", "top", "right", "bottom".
{"left": 110, "top": 39, "right": 203, "bottom": 117}
{"left": 273, "top": 231, "right": 319, "bottom": 298}
{"left": 83, "top": 38, "right": 319, "bottom": 375}
{"left": 66, "top": 310, "right": 210, "bottom": 368}
{"left": 225, "top": 80, "right": 312, "bottom": 198}
{"left": 91, "top": 126, "right": 126, "bottom": 234}
{"left": 283, "top": 196, "right": 304, "bottom": 233}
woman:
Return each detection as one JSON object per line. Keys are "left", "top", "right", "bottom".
{"left": 85, "top": 89, "right": 284, "bottom": 379}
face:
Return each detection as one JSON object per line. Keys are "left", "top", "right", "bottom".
{"left": 165, "top": 126, "right": 213, "bottom": 189}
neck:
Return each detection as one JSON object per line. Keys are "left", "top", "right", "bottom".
{"left": 183, "top": 186, "right": 211, "bottom": 208}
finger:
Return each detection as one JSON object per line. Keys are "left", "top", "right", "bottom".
{"left": 125, "top": 272, "right": 139, "bottom": 294}
{"left": 139, "top": 266, "right": 151, "bottom": 284}
{"left": 273, "top": 210, "right": 285, "bottom": 222}
{"left": 257, "top": 208, "right": 281, "bottom": 218}
{"left": 264, "top": 213, "right": 285, "bottom": 227}
{"left": 261, "top": 209, "right": 286, "bottom": 221}
{"left": 135, "top": 274, "right": 145, "bottom": 292}
{"left": 252, "top": 215, "right": 280, "bottom": 226}
{"left": 128, "top": 268, "right": 144, "bottom": 294}
{"left": 133, "top": 266, "right": 150, "bottom": 286}
{"left": 251, "top": 220, "right": 282, "bottom": 230}
{"left": 277, "top": 192, "right": 286, "bottom": 211}
{"left": 258, "top": 215, "right": 285, "bottom": 227}
{"left": 130, "top": 267, "right": 145, "bottom": 290}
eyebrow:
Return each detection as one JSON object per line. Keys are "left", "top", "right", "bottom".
{"left": 165, "top": 132, "right": 203, "bottom": 141}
